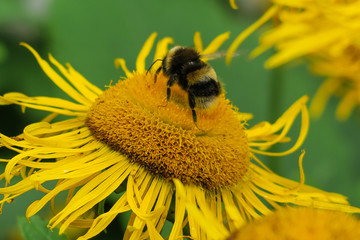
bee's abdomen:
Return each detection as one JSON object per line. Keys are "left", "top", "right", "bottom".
{"left": 189, "top": 78, "right": 221, "bottom": 97}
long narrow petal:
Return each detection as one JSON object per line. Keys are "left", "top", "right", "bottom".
{"left": 202, "top": 32, "right": 230, "bottom": 56}
{"left": 136, "top": 33, "right": 157, "bottom": 73}
{"left": 226, "top": 6, "right": 279, "bottom": 64}
{"left": 114, "top": 58, "right": 133, "bottom": 78}
{"left": 247, "top": 95, "right": 309, "bottom": 156}
{"left": 20, "top": 43, "right": 90, "bottom": 106}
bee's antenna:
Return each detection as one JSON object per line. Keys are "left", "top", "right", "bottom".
{"left": 146, "top": 59, "right": 163, "bottom": 75}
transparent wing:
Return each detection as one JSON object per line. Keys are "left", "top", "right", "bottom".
{"left": 200, "top": 50, "right": 246, "bottom": 61}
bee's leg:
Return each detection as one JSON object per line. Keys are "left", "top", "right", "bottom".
{"left": 166, "top": 75, "right": 177, "bottom": 102}
{"left": 188, "top": 93, "right": 201, "bottom": 129}
{"left": 154, "top": 66, "right": 162, "bottom": 83}
{"left": 188, "top": 93, "right": 206, "bottom": 133}
{"left": 159, "top": 75, "right": 176, "bottom": 107}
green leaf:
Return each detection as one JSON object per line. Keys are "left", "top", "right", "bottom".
{"left": 18, "top": 215, "right": 69, "bottom": 240}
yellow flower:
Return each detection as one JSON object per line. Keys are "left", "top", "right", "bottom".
{"left": 309, "top": 47, "right": 360, "bottom": 120}
{"left": 227, "top": 0, "right": 360, "bottom": 120}
{"left": 227, "top": 207, "right": 360, "bottom": 239}
{"left": 0, "top": 32, "right": 359, "bottom": 240}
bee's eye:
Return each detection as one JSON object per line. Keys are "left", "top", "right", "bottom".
{"left": 188, "top": 61, "right": 194, "bottom": 65}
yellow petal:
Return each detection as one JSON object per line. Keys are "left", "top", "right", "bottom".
{"left": 336, "top": 90, "right": 357, "bottom": 121}
{"left": 20, "top": 43, "right": 90, "bottom": 106}
{"left": 201, "top": 31, "right": 231, "bottom": 56}
{"left": 310, "top": 78, "right": 340, "bottom": 118}
{"left": 194, "top": 32, "right": 203, "bottom": 53}
{"left": 229, "top": 0, "right": 239, "bottom": 10}
{"left": 227, "top": 5, "right": 279, "bottom": 64}
{"left": 114, "top": 58, "right": 133, "bottom": 78}
{"left": 136, "top": 32, "right": 157, "bottom": 73}
{"left": 247, "top": 95, "right": 309, "bottom": 156}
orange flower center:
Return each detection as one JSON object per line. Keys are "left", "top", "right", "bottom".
{"left": 86, "top": 73, "right": 249, "bottom": 190}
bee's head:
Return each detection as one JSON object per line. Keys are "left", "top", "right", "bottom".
{"left": 165, "top": 46, "right": 200, "bottom": 72}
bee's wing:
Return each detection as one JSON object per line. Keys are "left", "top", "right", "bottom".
{"left": 200, "top": 50, "right": 243, "bottom": 61}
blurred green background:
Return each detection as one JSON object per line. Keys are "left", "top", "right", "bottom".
{"left": 0, "top": 0, "right": 359, "bottom": 239}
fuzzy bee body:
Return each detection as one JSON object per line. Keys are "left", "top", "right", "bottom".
{"left": 152, "top": 46, "right": 222, "bottom": 125}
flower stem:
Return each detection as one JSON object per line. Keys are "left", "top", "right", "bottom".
{"left": 267, "top": 65, "right": 284, "bottom": 173}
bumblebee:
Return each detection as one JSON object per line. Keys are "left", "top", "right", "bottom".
{"left": 149, "top": 46, "right": 222, "bottom": 126}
